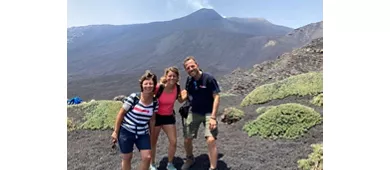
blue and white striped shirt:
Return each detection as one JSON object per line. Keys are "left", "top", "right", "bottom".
{"left": 121, "top": 93, "right": 159, "bottom": 135}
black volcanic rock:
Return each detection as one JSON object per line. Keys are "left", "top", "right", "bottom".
{"left": 219, "top": 37, "right": 323, "bottom": 95}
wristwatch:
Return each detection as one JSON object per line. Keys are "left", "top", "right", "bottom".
{"left": 210, "top": 116, "right": 216, "bottom": 120}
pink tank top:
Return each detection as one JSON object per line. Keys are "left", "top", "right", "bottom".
{"left": 155, "top": 84, "right": 177, "bottom": 116}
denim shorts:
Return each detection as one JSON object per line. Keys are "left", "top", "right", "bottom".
{"left": 118, "top": 127, "right": 151, "bottom": 154}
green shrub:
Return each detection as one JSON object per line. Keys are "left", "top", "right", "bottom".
{"left": 67, "top": 100, "right": 100, "bottom": 127}
{"left": 256, "top": 106, "right": 276, "bottom": 114}
{"left": 311, "top": 93, "right": 323, "bottom": 106}
{"left": 67, "top": 117, "right": 76, "bottom": 132}
{"left": 221, "top": 107, "right": 245, "bottom": 124}
{"left": 243, "top": 103, "right": 322, "bottom": 139}
{"left": 79, "top": 100, "right": 123, "bottom": 130}
{"left": 241, "top": 72, "right": 323, "bottom": 106}
{"left": 298, "top": 143, "right": 323, "bottom": 170}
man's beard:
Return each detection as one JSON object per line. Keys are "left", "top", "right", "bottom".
{"left": 190, "top": 69, "right": 198, "bottom": 76}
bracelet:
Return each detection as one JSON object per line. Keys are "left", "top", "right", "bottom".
{"left": 210, "top": 117, "right": 216, "bottom": 120}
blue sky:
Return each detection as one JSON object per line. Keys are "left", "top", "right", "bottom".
{"left": 68, "top": 0, "right": 323, "bottom": 29}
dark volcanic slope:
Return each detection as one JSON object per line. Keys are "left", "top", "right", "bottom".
{"left": 67, "top": 23, "right": 323, "bottom": 101}
{"left": 219, "top": 37, "right": 323, "bottom": 95}
{"left": 67, "top": 10, "right": 323, "bottom": 79}
{"left": 67, "top": 9, "right": 294, "bottom": 78}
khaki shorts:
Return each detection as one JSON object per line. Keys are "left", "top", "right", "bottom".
{"left": 183, "top": 112, "right": 218, "bottom": 139}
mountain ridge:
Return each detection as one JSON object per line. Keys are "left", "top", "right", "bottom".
{"left": 67, "top": 8, "right": 323, "bottom": 100}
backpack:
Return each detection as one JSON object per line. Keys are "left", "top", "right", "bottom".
{"left": 67, "top": 96, "right": 83, "bottom": 105}
{"left": 128, "top": 92, "right": 158, "bottom": 114}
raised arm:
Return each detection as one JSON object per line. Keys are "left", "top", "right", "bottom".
{"left": 177, "top": 89, "right": 188, "bottom": 103}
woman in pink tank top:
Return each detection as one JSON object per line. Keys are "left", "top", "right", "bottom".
{"left": 150, "top": 67, "right": 186, "bottom": 170}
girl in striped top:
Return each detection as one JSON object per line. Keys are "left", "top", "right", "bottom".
{"left": 111, "top": 70, "right": 159, "bottom": 170}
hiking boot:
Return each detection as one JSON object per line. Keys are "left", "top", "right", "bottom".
{"left": 181, "top": 155, "right": 195, "bottom": 170}
{"left": 166, "top": 162, "right": 177, "bottom": 170}
{"left": 149, "top": 164, "right": 157, "bottom": 170}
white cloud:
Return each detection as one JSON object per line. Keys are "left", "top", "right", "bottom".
{"left": 186, "top": 0, "right": 213, "bottom": 10}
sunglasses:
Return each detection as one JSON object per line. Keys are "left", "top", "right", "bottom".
{"left": 193, "top": 81, "right": 198, "bottom": 90}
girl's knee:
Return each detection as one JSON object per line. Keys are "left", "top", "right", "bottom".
{"left": 206, "top": 137, "right": 216, "bottom": 145}
{"left": 141, "top": 152, "right": 152, "bottom": 162}
{"left": 122, "top": 153, "right": 133, "bottom": 161}
{"left": 170, "top": 138, "right": 177, "bottom": 146}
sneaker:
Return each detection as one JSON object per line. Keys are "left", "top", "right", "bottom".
{"left": 149, "top": 164, "right": 157, "bottom": 170}
{"left": 181, "top": 155, "right": 195, "bottom": 170}
{"left": 166, "top": 162, "right": 177, "bottom": 170}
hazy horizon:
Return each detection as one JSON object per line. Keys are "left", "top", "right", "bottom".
{"left": 68, "top": 0, "right": 323, "bottom": 29}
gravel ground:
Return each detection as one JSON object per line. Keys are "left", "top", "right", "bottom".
{"left": 67, "top": 96, "right": 323, "bottom": 170}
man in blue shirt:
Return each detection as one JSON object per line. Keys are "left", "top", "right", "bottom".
{"left": 181, "top": 56, "right": 220, "bottom": 170}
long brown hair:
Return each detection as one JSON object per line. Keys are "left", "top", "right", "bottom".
{"left": 160, "top": 66, "right": 180, "bottom": 84}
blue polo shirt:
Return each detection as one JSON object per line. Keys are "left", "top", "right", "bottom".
{"left": 186, "top": 72, "right": 221, "bottom": 115}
